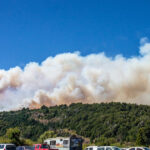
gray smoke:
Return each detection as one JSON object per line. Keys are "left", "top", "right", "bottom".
{"left": 1, "top": 37, "right": 150, "bottom": 111}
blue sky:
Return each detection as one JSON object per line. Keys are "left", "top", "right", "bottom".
{"left": 0, "top": 0, "right": 150, "bottom": 69}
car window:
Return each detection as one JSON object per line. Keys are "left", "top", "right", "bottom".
{"left": 106, "top": 147, "right": 112, "bottom": 150}
{"left": 50, "top": 141, "right": 56, "bottom": 145}
{"left": 129, "top": 148, "right": 135, "bottom": 150}
{"left": 0, "top": 145, "right": 4, "bottom": 149}
{"left": 63, "top": 140, "right": 69, "bottom": 145}
{"left": 16, "top": 147, "right": 21, "bottom": 150}
{"left": 6, "top": 145, "right": 16, "bottom": 150}
{"left": 113, "top": 147, "right": 120, "bottom": 150}
{"left": 41, "top": 145, "right": 49, "bottom": 149}
{"left": 137, "top": 148, "right": 143, "bottom": 150}
{"left": 89, "top": 148, "right": 93, "bottom": 150}
{"left": 36, "top": 145, "right": 40, "bottom": 149}
{"left": 98, "top": 147, "right": 105, "bottom": 150}
{"left": 25, "top": 146, "right": 33, "bottom": 150}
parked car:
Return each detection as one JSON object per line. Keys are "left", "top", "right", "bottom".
{"left": 33, "top": 144, "right": 50, "bottom": 150}
{"left": 85, "top": 146, "right": 100, "bottom": 150}
{"left": 16, "top": 146, "right": 33, "bottom": 150}
{"left": 98, "top": 146, "right": 121, "bottom": 150}
{"left": 127, "top": 147, "right": 150, "bottom": 150}
{"left": 84, "top": 146, "right": 98, "bottom": 150}
{"left": 0, "top": 144, "right": 16, "bottom": 150}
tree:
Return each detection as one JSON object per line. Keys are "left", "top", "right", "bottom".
{"left": 136, "top": 128, "right": 145, "bottom": 146}
{"left": 136, "top": 127, "right": 150, "bottom": 146}
{"left": 41, "top": 105, "right": 49, "bottom": 113}
{"left": 6, "top": 127, "right": 22, "bottom": 145}
{"left": 39, "top": 130, "right": 56, "bottom": 143}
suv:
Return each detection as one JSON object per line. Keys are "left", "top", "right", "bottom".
{"left": 0, "top": 144, "right": 16, "bottom": 150}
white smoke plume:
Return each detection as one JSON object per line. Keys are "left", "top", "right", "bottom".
{"left": 1, "top": 37, "right": 150, "bottom": 111}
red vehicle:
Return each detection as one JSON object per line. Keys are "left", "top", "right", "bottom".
{"left": 34, "top": 144, "right": 50, "bottom": 150}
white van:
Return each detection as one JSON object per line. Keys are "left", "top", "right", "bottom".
{"left": 44, "top": 136, "right": 82, "bottom": 150}
{"left": 0, "top": 144, "right": 16, "bottom": 150}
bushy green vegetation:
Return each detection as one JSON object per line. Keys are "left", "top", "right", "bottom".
{"left": 38, "top": 130, "right": 56, "bottom": 143}
{"left": 0, "top": 102, "right": 150, "bottom": 146}
{"left": 0, "top": 127, "right": 34, "bottom": 146}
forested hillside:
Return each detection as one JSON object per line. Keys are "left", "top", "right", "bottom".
{"left": 0, "top": 102, "right": 150, "bottom": 146}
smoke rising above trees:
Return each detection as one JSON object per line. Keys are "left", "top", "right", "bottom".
{"left": 0, "top": 38, "right": 150, "bottom": 110}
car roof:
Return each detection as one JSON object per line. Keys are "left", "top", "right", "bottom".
{"left": 86, "top": 146, "right": 99, "bottom": 148}
{"left": 99, "top": 146, "right": 117, "bottom": 148}
{"left": 0, "top": 144, "right": 15, "bottom": 145}
{"left": 128, "top": 147, "right": 144, "bottom": 149}
{"left": 127, "top": 147, "right": 149, "bottom": 150}
{"left": 17, "top": 146, "right": 32, "bottom": 147}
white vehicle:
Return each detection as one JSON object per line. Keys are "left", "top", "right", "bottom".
{"left": 85, "top": 146, "right": 100, "bottom": 150}
{"left": 98, "top": 146, "right": 121, "bottom": 150}
{"left": 0, "top": 144, "right": 16, "bottom": 150}
{"left": 127, "top": 147, "right": 150, "bottom": 150}
{"left": 44, "top": 136, "right": 82, "bottom": 150}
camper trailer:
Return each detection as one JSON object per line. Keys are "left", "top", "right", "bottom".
{"left": 44, "top": 136, "right": 83, "bottom": 150}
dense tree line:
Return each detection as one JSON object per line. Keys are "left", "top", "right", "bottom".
{"left": 0, "top": 102, "right": 150, "bottom": 146}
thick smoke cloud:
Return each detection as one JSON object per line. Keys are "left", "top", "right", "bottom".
{"left": 1, "top": 38, "right": 150, "bottom": 111}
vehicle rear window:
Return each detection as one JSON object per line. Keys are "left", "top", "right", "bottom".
{"left": 25, "top": 146, "right": 33, "bottom": 150}
{"left": 137, "top": 148, "right": 143, "bottom": 150}
{"left": 106, "top": 148, "right": 112, "bottom": 150}
{"left": 70, "top": 138, "right": 82, "bottom": 147}
{"left": 41, "top": 145, "right": 49, "bottom": 149}
{"left": 113, "top": 147, "right": 120, "bottom": 150}
{"left": 16, "top": 146, "right": 22, "bottom": 150}
{"left": 6, "top": 145, "right": 16, "bottom": 150}
{"left": 0, "top": 145, "right": 4, "bottom": 149}
{"left": 129, "top": 148, "right": 135, "bottom": 150}
{"left": 98, "top": 147, "right": 105, "bottom": 150}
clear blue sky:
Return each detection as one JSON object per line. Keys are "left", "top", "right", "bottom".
{"left": 0, "top": 0, "right": 150, "bottom": 69}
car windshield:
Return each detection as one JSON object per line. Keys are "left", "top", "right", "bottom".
{"left": 144, "top": 148, "right": 149, "bottom": 150}
{"left": 0, "top": 145, "right": 4, "bottom": 149}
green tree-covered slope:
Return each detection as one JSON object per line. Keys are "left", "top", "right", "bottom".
{"left": 0, "top": 102, "right": 150, "bottom": 146}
